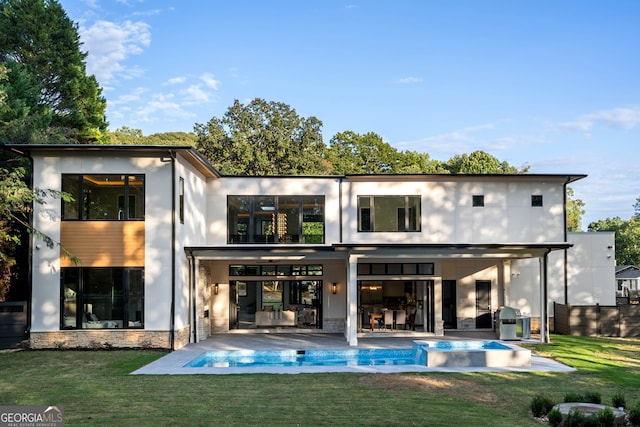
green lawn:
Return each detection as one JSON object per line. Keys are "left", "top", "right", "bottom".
{"left": 1, "top": 335, "right": 639, "bottom": 426}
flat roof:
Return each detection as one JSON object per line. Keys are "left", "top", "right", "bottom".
{"left": 3, "top": 144, "right": 586, "bottom": 183}
{"left": 3, "top": 144, "right": 220, "bottom": 178}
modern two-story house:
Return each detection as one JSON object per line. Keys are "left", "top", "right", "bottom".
{"left": 8, "top": 144, "right": 613, "bottom": 349}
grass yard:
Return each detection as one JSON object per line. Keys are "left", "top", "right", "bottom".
{"left": 1, "top": 335, "right": 639, "bottom": 426}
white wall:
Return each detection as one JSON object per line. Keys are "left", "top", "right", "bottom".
{"left": 30, "top": 152, "right": 176, "bottom": 332}
{"left": 340, "top": 177, "right": 566, "bottom": 244}
{"left": 566, "top": 232, "right": 616, "bottom": 305}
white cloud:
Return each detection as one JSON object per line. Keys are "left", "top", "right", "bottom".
{"left": 134, "top": 94, "right": 196, "bottom": 123}
{"left": 200, "top": 73, "right": 220, "bottom": 89}
{"left": 558, "top": 106, "right": 640, "bottom": 132}
{"left": 182, "top": 85, "right": 210, "bottom": 103}
{"left": 79, "top": 20, "right": 151, "bottom": 83}
{"left": 164, "top": 76, "right": 186, "bottom": 85}
{"left": 396, "top": 77, "right": 423, "bottom": 84}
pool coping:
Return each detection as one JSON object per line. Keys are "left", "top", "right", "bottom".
{"left": 131, "top": 333, "right": 576, "bottom": 375}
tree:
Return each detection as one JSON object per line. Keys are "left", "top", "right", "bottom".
{"left": 0, "top": 156, "right": 76, "bottom": 300}
{"left": 444, "top": 151, "right": 529, "bottom": 174}
{"left": 588, "top": 214, "right": 640, "bottom": 267}
{"left": 0, "top": 0, "right": 107, "bottom": 143}
{"left": 194, "top": 98, "right": 329, "bottom": 175}
{"left": 325, "top": 131, "right": 447, "bottom": 174}
{"left": 566, "top": 186, "right": 585, "bottom": 232}
{"left": 325, "top": 131, "right": 398, "bottom": 174}
{"left": 109, "top": 127, "right": 197, "bottom": 146}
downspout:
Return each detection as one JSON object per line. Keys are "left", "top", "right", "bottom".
{"left": 169, "top": 150, "right": 176, "bottom": 351}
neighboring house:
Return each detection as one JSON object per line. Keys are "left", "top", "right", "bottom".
{"left": 7, "top": 144, "right": 614, "bottom": 349}
{"left": 616, "top": 265, "right": 640, "bottom": 298}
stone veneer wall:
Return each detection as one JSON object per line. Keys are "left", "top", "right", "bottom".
{"left": 322, "top": 318, "right": 344, "bottom": 333}
{"left": 30, "top": 326, "right": 191, "bottom": 350}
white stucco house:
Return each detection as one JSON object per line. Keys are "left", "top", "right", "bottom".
{"left": 7, "top": 144, "right": 615, "bottom": 349}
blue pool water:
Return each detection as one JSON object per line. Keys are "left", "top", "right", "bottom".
{"left": 184, "top": 348, "right": 416, "bottom": 368}
{"left": 419, "top": 340, "right": 509, "bottom": 350}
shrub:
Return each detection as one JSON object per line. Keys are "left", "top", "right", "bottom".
{"left": 547, "top": 407, "right": 563, "bottom": 427}
{"left": 612, "top": 391, "right": 626, "bottom": 409}
{"left": 531, "top": 394, "right": 554, "bottom": 417}
{"left": 583, "top": 391, "right": 601, "bottom": 404}
{"left": 629, "top": 402, "right": 640, "bottom": 427}
{"left": 564, "top": 392, "right": 584, "bottom": 403}
{"left": 597, "top": 407, "right": 616, "bottom": 427}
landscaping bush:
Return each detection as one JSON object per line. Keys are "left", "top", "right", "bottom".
{"left": 566, "top": 409, "right": 599, "bottom": 427}
{"left": 597, "top": 407, "right": 616, "bottom": 427}
{"left": 564, "top": 392, "right": 584, "bottom": 403}
{"left": 629, "top": 402, "right": 640, "bottom": 427}
{"left": 583, "top": 391, "right": 601, "bottom": 404}
{"left": 547, "top": 407, "right": 563, "bottom": 427}
{"left": 612, "top": 391, "right": 626, "bottom": 409}
{"left": 531, "top": 394, "right": 555, "bottom": 417}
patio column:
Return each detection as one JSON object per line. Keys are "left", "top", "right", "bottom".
{"left": 539, "top": 252, "right": 550, "bottom": 343}
{"left": 345, "top": 254, "right": 359, "bottom": 346}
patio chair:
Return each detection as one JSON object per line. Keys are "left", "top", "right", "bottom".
{"left": 384, "top": 310, "right": 394, "bottom": 330}
{"left": 395, "top": 310, "right": 406, "bottom": 330}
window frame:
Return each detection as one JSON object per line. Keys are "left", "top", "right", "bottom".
{"left": 60, "top": 267, "right": 144, "bottom": 330}
{"left": 531, "top": 195, "right": 543, "bottom": 207}
{"left": 357, "top": 195, "right": 421, "bottom": 232}
{"left": 227, "top": 195, "right": 325, "bottom": 244}
{"left": 472, "top": 195, "right": 485, "bottom": 207}
{"left": 62, "top": 174, "right": 145, "bottom": 221}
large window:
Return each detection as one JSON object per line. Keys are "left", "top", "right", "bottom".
{"left": 61, "top": 268, "right": 144, "bottom": 329}
{"left": 228, "top": 196, "right": 325, "bottom": 244}
{"left": 62, "top": 174, "right": 145, "bottom": 220}
{"left": 358, "top": 196, "right": 421, "bottom": 232}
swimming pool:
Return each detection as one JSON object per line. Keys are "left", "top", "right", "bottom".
{"left": 183, "top": 340, "right": 531, "bottom": 369}
{"left": 184, "top": 348, "right": 416, "bottom": 368}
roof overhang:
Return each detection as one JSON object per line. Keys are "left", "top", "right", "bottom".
{"left": 185, "top": 242, "right": 572, "bottom": 261}
{"left": 2, "top": 144, "right": 220, "bottom": 178}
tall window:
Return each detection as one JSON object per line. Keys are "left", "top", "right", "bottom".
{"left": 179, "top": 177, "right": 184, "bottom": 223}
{"left": 61, "top": 268, "right": 144, "bottom": 329}
{"left": 62, "top": 174, "right": 145, "bottom": 220}
{"left": 358, "top": 196, "right": 421, "bottom": 232}
{"left": 228, "top": 196, "right": 325, "bottom": 244}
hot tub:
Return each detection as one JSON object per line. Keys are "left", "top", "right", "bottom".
{"left": 413, "top": 340, "right": 531, "bottom": 368}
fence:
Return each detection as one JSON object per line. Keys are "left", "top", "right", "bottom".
{"left": 553, "top": 302, "right": 640, "bottom": 337}
{"left": 0, "top": 301, "right": 27, "bottom": 349}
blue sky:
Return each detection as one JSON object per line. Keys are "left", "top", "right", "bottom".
{"left": 59, "top": 0, "right": 640, "bottom": 228}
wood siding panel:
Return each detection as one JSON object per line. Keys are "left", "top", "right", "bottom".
{"left": 60, "top": 222, "right": 144, "bottom": 267}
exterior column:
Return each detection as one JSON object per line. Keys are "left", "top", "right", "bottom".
{"left": 345, "top": 254, "right": 359, "bottom": 346}
{"left": 539, "top": 253, "right": 549, "bottom": 343}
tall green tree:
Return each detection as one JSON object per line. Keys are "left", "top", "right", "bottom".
{"left": 325, "top": 131, "right": 398, "bottom": 174}
{"left": 325, "top": 131, "right": 447, "bottom": 174}
{"left": 588, "top": 208, "right": 640, "bottom": 267}
{"left": 0, "top": 0, "right": 107, "bottom": 143}
{"left": 194, "top": 98, "right": 329, "bottom": 175}
{"left": 566, "top": 186, "right": 585, "bottom": 232}
{"left": 444, "top": 150, "right": 529, "bottom": 174}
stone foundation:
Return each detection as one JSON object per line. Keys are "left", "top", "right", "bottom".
{"left": 30, "top": 326, "right": 191, "bottom": 350}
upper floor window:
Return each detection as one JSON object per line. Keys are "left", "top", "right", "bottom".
{"left": 358, "top": 196, "right": 421, "bottom": 232}
{"left": 62, "top": 174, "right": 145, "bottom": 220}
{"left": 531, "top": 195, "right": 543, "bottom": 207}
{"left": 228, "top": 195, "right": 325, "bottom": 244}
{"left": 472, "top": 195, "right": 484, "bottom": 207}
